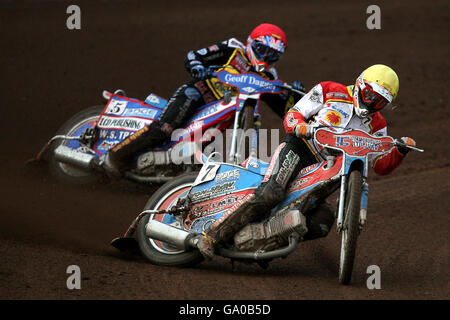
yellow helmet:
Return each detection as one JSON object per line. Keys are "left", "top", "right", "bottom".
{"left": 353, "top": 64, "right": 399, "bottom": 117}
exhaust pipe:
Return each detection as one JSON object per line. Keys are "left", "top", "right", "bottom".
{"left": 53, "top": 145, "right": 99, "bottom": 171}
{"left": 145, "top": 220, "right": 198, "bottom": 250}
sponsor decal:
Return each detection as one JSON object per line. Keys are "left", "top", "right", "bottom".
{"left": 144, "top": 93, "right": 164, "bottom": 107}
{"left": 325, "top": 110, "right": 342, "bottom": 126}
{"left": 299, "top": 163, "right": 320, "bottom": 175}
{"left": 330, "top": 105, "right": 350, "bottom": 118}
{"left": 204, "top": 52, "right": 223, "bottom": 62}
{"left": 309, "top": 89, "right": 321, "bottom": 102}
{"left": 276, "top": 150, "right": 300, "bottom": 187}
{"left": 262, "top": 142, "right": 285, "bottom": 182}
{"left": 230, "top": 52, "right": 251, "bottom": 73}
{"left": 211, "top": 193, "right": 255, "bottom": 228}
{"left": 192, "top": 105, "right": 219, "bottom": 121}
{"left": 242, "top": 86, "right": 256, "bottom": 93}
{"left": 288, "top": 176, "right": 314, "bottom": 191}
{"left": 123, "top": 108, "right": 158, "bottom": 118}
{"left": 216, "top": 169, "right": 240, "bottom": 182}
{"left": 183, "top": 120, "right": 203, "bottom": 134}
{"left": 335, "top": 135, "right": 382, "bottom": 151}
{"left": 190, "top": 181, "right": 236, "bottom": 202}
{"left": 98, "top": 130, "right": 132, "bottom": 140}
{"left": 194, "top": 81, "right": 216, "bottom": 103}
{"left": 326, "top": 92, "right": 348, "bottom": 99}
{"left": 98, "top": 140, "right": 120, "bottom": 150}
{"left": 98, "top": 116, "right": 151, "bottom": 131}
{"left": 223, "top": 73, "right": 276, "bottom": 91}
{"left": 111, "top": 126, "right": 149, "bottom": 152}
{"left": 190, "top": 194, "right": 243, "bottom": 220}
{"left": 285, "top": 112, "right": 299, "bottom": 128}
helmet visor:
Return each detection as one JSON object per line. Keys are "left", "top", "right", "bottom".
{"left": 251, "top": 41, "right": 283, "bottom": 65}
{"left": 360, "top": 83, "right": 390, "bottom": 112}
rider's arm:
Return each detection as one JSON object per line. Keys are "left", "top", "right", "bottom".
{"left": 261, "top": 92, "right": 300, "bottom": 119}
{"left": 283, "top": 84, "right": 325, "bottom": 134}
{"left": 370, "top": 124, "right": 404, "bottom": 175}
{"left": 184, "top": 38, "right": 244, "bottom": 73}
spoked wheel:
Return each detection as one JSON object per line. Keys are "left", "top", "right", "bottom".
{"left": 235, "top": 105, "right": 255, "bottom": 163}
{"left": 136, "top": 172, "right": 203, "bottom": 267}
{"left": 48, "top": 105, "right": 104, "bottom": 184}
{"left": 338, "top": 168, "right": 363, "bottom": 285}
{"left": 239, "top": 105, "right": 255, "bottom": 132}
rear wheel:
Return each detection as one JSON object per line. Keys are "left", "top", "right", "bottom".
{"left": 338, "top": 168, "right": 362, "bottom": 285}
{"left": 48, "top": 105, "right": 104, "bottom": 184}
{"left": 137, "top": 172, "right": 203, "bottom": 267}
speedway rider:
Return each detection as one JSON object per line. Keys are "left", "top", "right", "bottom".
{"left": 198, "top": 64, "right": 417, "bottom": 259}
{"left": 102, "top": 23, "right": 304, "bottom": 176}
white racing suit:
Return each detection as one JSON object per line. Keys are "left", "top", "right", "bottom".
{"left": 205, "top": 81, "right": 407, "bottom": 247}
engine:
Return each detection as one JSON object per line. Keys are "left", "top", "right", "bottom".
{"left": 136, "top": 141, "right": 199, "bottom": 175}
{"left": 233, "top": 208, "right": 308, "bottom": 252}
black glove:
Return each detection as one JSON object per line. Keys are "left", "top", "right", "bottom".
{"left": 396, "top": 137, "right": 416, "bottom": 156}
{"left": 189, "top": 61, "right": 205, "bottom": 79}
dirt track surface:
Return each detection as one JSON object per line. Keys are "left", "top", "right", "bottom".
{"left": 1, "top": 0, "right": 449, "bottom": 300}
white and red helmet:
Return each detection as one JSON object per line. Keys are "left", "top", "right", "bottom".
{"left": 246, "top": 23, "right": 287, "bottom": 72}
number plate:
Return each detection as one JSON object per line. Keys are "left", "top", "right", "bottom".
{"left": 193, "top": 163, "right": 220, "bottom": 186}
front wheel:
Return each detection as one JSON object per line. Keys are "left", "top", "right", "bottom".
{"left": 48, "top": 105, "right": 104, "bottom": 184}
{"left": 236, "top": 105, "right": 255, "bottom": 163}
{"left": 338, "top": 168, "right": 362, "bottom": 285}
{"left": 137, "top": 172, "right": 203, "bottom": 267}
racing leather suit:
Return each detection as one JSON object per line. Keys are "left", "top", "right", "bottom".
{"left": 106, "top": 38, "right": 300, "bottom": 168}
{"left": 205, "top": 81, "right": 407, "bottom": 246}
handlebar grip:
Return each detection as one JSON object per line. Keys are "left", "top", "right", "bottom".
{"left": 394, "top": 139, "right": 424, "bottom": 152}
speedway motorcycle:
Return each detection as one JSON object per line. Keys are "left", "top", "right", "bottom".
{"left": 112, "top": 127, "right": 423, "bottom": 284}
{"left": 31, "top": 69, "right": 302, "bottom": 184}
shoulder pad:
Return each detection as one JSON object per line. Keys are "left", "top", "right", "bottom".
{"left": 224, "top": 38, "right": 245, "bottom": 50}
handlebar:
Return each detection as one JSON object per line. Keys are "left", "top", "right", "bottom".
{"left": 311, "top": 126, "right": 424, "bottom": 153}
{"left": 275, "top": 83, "right": 306, "bottom": 96}
{"left": 205, "top": 65, "right": 220, "bottom": 78}
{"left": 394, "top": 139, "right": 424, "bottom": 152}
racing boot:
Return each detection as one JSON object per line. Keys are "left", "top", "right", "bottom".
{"left": 101, "top": 123, "right": 169, "bottom": 179}
{"left": 197, "top": 179, "right": 285, "bottom": 259}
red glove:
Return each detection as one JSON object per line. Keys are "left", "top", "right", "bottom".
{"left": 397, "top": 137, "right": 416, "bottom": 155}
{"left": 294, "top": 123, "right": 312, "bottom": 138}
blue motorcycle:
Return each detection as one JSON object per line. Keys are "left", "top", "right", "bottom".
{"left": 30, "top": 69, "right": 302, "bottom": 185}
{"left": 112, "top": 127, "right": 423, "bottom": 284}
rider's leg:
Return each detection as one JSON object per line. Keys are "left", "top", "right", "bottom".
{"left": 198, "top": 134, "right": 318, "bottom": 258}
{"left": 102, "top": 81, "right": 206, "bottom": 178}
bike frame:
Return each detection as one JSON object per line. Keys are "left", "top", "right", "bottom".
{"left": 49, "top": 71, "right": 287, "bottom": 168}
{"left": 176, "top": 128, "right": 399, "bottom": 236}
